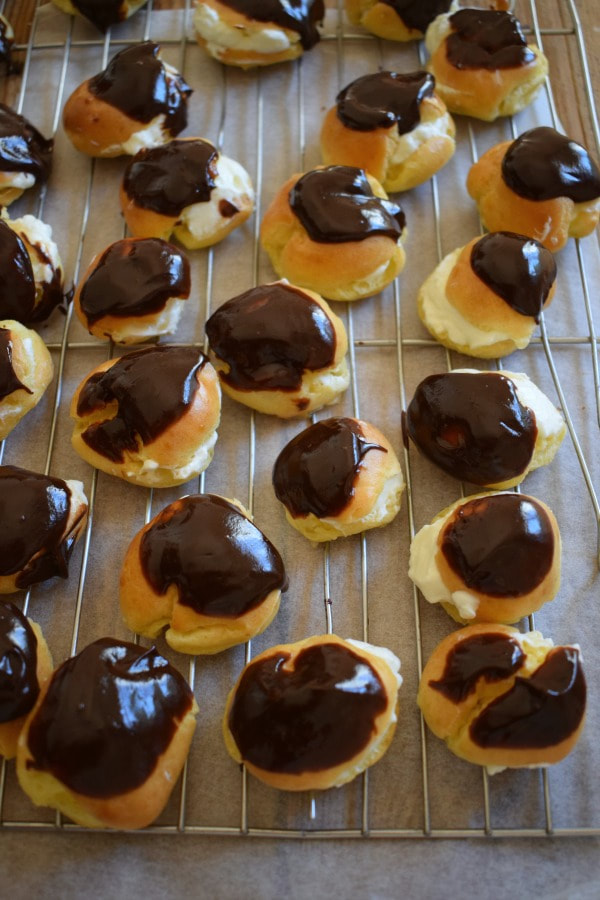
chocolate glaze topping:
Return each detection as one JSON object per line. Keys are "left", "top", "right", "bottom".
{"left": 0, "top": 465, "right": 77, "bottom": 589}
{"left": 205, "top": 283, "right": 336, "bottom": 392}
{"left": 140, "top": 494, "right": 288, "bottom": 617}
{"left": 405, "top": 372, "right": 537, "bottom": 485}
{"left": 0, "top": 222, "right": 35, "bottom": 323}
{"left": 123, "top": 138, "right": 218, "bottom": 217}
{"left": 470, "top": 646, "right": 586, "bottom": 749}
{"left": 76, "top": 345, "right": 206, "bottom": 463}
{"left": 219, "top": 0, "right": 324, "bottom": 50}
{"left": 71, "top": 0, "right": 136, "bottom": 31}
{"left": 336, "top": 71, "right": 435, "bottom": 134}
{"left": 502, "top": 127, "right": 600, "bottom": 203}
{"left": 0, "top": 326, "right": 32, "bottom": 401}
{"left": 446, "top": 9, "right": 534, "bottom": 70}
{"left": 79, "top": 238, "right": 191, "bottom": 326}
{"left": 0, "top": 602, "right": 39, "bottom": 723}
{"left": 25, "top": 637, "right": 194, "bottom": 798}
{"left": 0, "top": 103, "right": 53, "bottom": 183}
{"left": 441, "top": 494, "right": 555, "bottom": 597}
{"left": 380, "top": 0, "right": 452, "bottom": 34}
{"left": 273, "top": 417, "right": 386, "bottom": 518}
{"left": 471, "top": 231, "right": 556, "bottom": 322}
{"left": 89, "top": 42, "right": 192, "bottom": 134}
{"left": 289, "top": 166, "right": 405, "bottom": 243}
{"left": 0, "top": 16, "right": 16, "bottom": 73}
{"left": 429, "top": 632, "right": 525, "bottom": 704}
{"left": 228, "top": 641, "right": 388, "bottom": 773}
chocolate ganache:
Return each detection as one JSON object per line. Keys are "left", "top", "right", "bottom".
{"left": 70, "top": 0, "right": 142, "bottom": 31}
{"left": 89, "top": 42, "right": 192, "bottom": 134}
{"left": 123, "top": 139, "right": 218, "bottom": 217}
{"left": 0, "top": 465, "right": 77, "bottom": 589}
{"left": 205, "top": 283, "right": 336, "bottom": 392}
{"left": 445, "top": 9, "right": 535, "bottom": 70}
{"left": 79, "top": 238, "right": 191, "bottom": 326}
{"left": 336, "top": 71, "right": 435, "bottom": 134}
{"left": 380, "top": 0, "right": 452, "bottom": 34}
{"left": 470, "top": 231, "right": 556, "bottom": 322}
{"left": 470, "top": 646, "right": 586, "bottom": 749}
{"left": 273, "top": 417, "right": 386, "bottom": 518}
{"left": 289, "top": 166, "right": 405, "bottom": 243}
{"left": 404, "top": 372, "right": 537, "bottom": 485}
{"left": 228, "top": 641, "right": 387, "bottom": 773}
{"left": 0, "top": 326, "right": 32, "bottom": 401}
{"left": 502, "top": 127, "right": 600, "bottom": 203}
{"left": 76, "top": 345, "right": 206, "bottom": 463}
{"left": 0, "top": 222, "right": 36, "bottom": 322}
{"left": 0, "top": 103, "right": 53, "bottom": 183}
{"left": 441, "top": 494, "right": 555, "bottom": 597}
{"left": 25, "top": 638, "right": 194, "bottom": 797}
{"left": 429, "top": 632, "right": 525, "bottom": 705}
{"left": 0, "top": 602, "right": 39, "bottom": 723}
{"left": 219, "top": 0, "right": 324, "bottom": 50}
{"left": 140, "top": 494, "right": 288, "bottom": 617}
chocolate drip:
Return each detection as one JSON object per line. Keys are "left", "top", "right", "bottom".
{"left": 25, "top": 638, "right": 194, "bottom": 798}
{"left": 273, "top": 417, "right": 386, "bottom": 518}
{"left": 405, "top": 372, "right": 537, "bottom": 485}
{"left": 336, "top": 71, "right": 435, "bottom": 134}
{"left": 71, "top": 0, "right": 135, "bottom": 31}
{"left": 470, "top": 646, "right": 586, "bottom": 749}
{"left": 0, "top": 103, "right": 53, "bottom": 182}
{"left": 205, "top": 283, "right": 336, "bottom": 392}
{"left": 228, "top": 642, "right": 387, "bottom": 773}
{"left": 79, "top": 238, "right": 191, "bottom": 326}
{"left": 76, "top": 345, "right": 206, "bottom": 463}
{"left": 123, "top": 139, "right": 218, "bottom": 217}
{"left": 446, "top": 9, "right": 534, "bottom": 70}
{"left": 502, "top": 127, "right": 600, "bottom": 203}
{"left": 380, "top": 0, "right": 452, "bottom": 33}
{"left": 441, "top": 494, "right": 555, "bottom": 597}
{"left": 0, "top": 465, "right": 76, "bottom": 589}
{"left": 219, "top": 0, "right": 324, "bottom": 50}
{"left": 0, "top": 221, "right": 35, "bottom": 322}
{"left": 0, "top": 326, "right": 32, "bottom": 400}
{"left": 289, "top": 166, "right": 405, "bottom": 243}
{"left": 89, "top": 42, "right": 192, "bottom": 134}
{"left": 470, "top": 232, "right": 556, "bottom": 322}
{"left": 429, "top": 633, "right": 525, "bottom": 704}
{"left": 140, "top": 494, "right": 287, "bottom": 617}
{"left": 0, "top": 602, "right": 39, "bottom": 723}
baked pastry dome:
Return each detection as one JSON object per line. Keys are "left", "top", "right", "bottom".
{"left": 0, "top": 320, "right": 54, "bottom": 440}
{"left": 0, "top": 104, "right": 53, "bottom": 206}
{"left": 345, "top": 0, "right": 454, "bottom": 42}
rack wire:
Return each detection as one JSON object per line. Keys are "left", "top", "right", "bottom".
{"left": 0, "top": 0, "right": 598, "bottom": 839}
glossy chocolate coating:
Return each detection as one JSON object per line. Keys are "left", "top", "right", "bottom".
{"left": 429, "top": 632, "right": 525, "bottom": 704}
{"left": 0, "top": 326, "right": 32, "bottom": 401}
{"left": 0, "top": 221, "right": 36, "bottom": 322}
{"left": 228, "top": 641, "right": 388, "bottom": 773}
{"left": 446, "top": 9, "right": 534, "bottom": 70}
{"left": 123, "top": 139, "right": 218, "bottom": 217}
{"left": 502, "top": 127, "right": 600, "bottom": 203}
{"left": 140, "top": 494, "right": 288, "bottom": 617}
{"left": 470, "top": 646, "right": 586, "bottom": 749}
{"left": 0, "top": 602, "right": 39, "bottom": 723}
{"left": 405, "top": 372, "right": 537, "bottom": 485}
{"left": 0, "top": 103, "right": 53, "bottom": 183}
{"left": 441, "top": 494, "right": 554, "bottom": 597}
{"left": 380, "top": 0, "right": 452, "bottom": 33}
{"left": 336, "top": 71, "right": 435, "bottom": 134}
{"left": 89, "top": 42, "right": 192, "bottom": 134}
{"left": 79, "top": 238, "right": 191, "bottom": 326}
{"left": 470, "top": 231, "right": 556, "bottom": 322}
{"left": 76, "top": 345, "right": 206, "bottom": 463}
{"left": 205, "top": 283, "right": 336, "bottom": 392}
{"left": 25, "top": 637, "right": 194, "bottom": 798}
{"left": 289, "top": 166, "right": 405, "bottom": 243}
{"left": 0, "top": 465, "right": 77, "bottom": 589}
{"left": 273, "top": 417, "right": 386, "bottom": 518}
{"left": 71, "top": 0, "right": 138, "bottom": 31}
{"left": 219, "top": 0, "right": 324, "bottom": 50}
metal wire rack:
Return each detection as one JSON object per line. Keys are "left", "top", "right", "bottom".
{"left": 0, "top": 0, "right": 598, "bottom": 839}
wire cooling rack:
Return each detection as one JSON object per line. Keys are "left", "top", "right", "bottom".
{"left": 0, "top": 0, "right": 598, "bottom": 838}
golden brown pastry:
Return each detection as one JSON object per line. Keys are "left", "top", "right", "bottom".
{"left": 0, "top": 213, "right": 64, "bottom": 324}
{"left": 205, "top": 281, "right": 349, "bottom": 418}
{"left": 418, "top": 624, "right": 586, "bottom": 771}
{"left": 272, "top": 416, "right": 405, "bottom": 541}
{"left": 409, "top": 492, "right": 561, "bottom": 624}
{"left": 17, "top": 637, "right": 198, "bottom": 829}
{"left": 0, "top": 104, "right": 53, "bottom": 206}
{"left": 70, "top": 345, "right": 221, "bottom": 488}
{"left": 417, "top": 231, "right": 557, "bottom": 358}
{"left": 345, "top": 0, "right": 454, "bottom": 42}
{"left": 260, "top": 165, "right": 406, "bottom": 302}
{"left": 223, "top": 634, "right": 402, "bottom": 790}
{"left": 0, "top": 320, "right": 53, "bottom": 440}
{"left": 120, "top": 493, "right": 288, "bottom": 654}
{"left": 51, "top": 0, "right": 148, "bottom": 31}
{"left": 467, "top": 127, "right": 600, "bottom": 251}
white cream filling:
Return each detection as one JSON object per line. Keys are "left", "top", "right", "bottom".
{"left": 0, "top": 171, "right": 35, "bottom": 190}
{"left": 346, "top": 638, "right": 403, "bottom": 709}
{"left": 318, "top": 470, "right": 404, "bottom": 536}
{"left": 194, "top": 3, "right": 294, "bottom": 55}
{"left": 6, "top": 213, "right": 62, "bottom": 287}
{"left": 179, "top": 154, "right": 254, "bottom": 241}
{"left": 128, "top": 429, "right": 219, "bottom": 484}
{"left": 389, "top": 116, "right": 453, "bottom": 166}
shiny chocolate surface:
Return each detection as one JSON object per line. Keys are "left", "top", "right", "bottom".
{"left": 380, "top": 0, "right": 452, "bottom": 33}
{"left": 0, "top": 221, "right": 36, "bottom": 322}
{"left": 336, "top": 71, "right": 435, "bottom": 134}
{"left": 71, "top": 0, "right": 134, "bottom": 31}
{"left": 0, "top": 602, "right": 39, "bottom": 723}
{"left": 501, "top": 127, "right": 600, "bottom": 202}
{"left": 428, "top": 632, "right": 525, "bottom": 704}
{"left": 0, "top": 326, "right": 32, "bottom": 401}
{"left": 219, "top": 0, "right": 324, "bottom": 49}
{"left": 446, "top": 9, "right": 534, "bottom": 70}
{"left": 0, "top": 102, "right": 53, "bottom": 182}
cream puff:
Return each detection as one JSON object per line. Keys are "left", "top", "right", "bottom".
{"left": 0, "top": 320, "right": 54, "bottom": 440}
{"left": 51, "top": 0, "right": 149, "bottom": 31}
{"left": 345, "top": 0, "right": 454, "bottom": 42}
{"left": 0, "top": 103, "right": 53, "bottom": 205}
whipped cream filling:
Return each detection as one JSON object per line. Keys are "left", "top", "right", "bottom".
{"left": 179, "top": 154, "right": 254, "bottom": 241}
{"left": 389, "top": 116, "right": 453, "bottom": 166}
{"left": 194, "top": 3, "right": 295, "bottom": 56}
